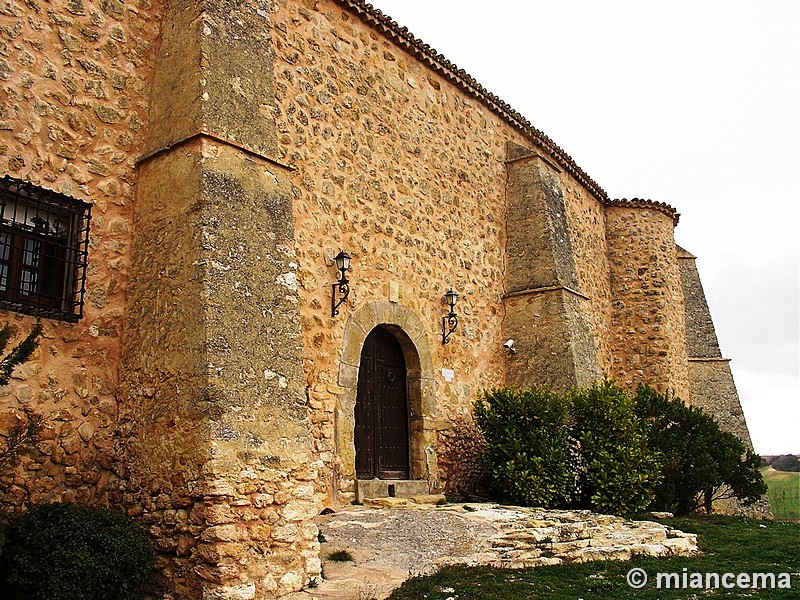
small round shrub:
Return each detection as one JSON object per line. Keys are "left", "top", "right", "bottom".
{"left": 0, "top": 502, "right": 154, "bottom": 600}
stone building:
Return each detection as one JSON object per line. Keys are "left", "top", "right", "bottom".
{"left": 0, "top": 0, "right": 759, "bottom": 597}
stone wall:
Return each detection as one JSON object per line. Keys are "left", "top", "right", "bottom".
{"left": 0, "top": 0, "right": 160, "bottom": 509}
{"left": 269, "top": 0, "right": 516, "bottom": 501}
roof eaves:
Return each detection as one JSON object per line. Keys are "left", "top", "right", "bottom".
{"left": 607, "top": 198, "right": 681, "bottom": 225}
{"left": 334, "top": 0, "right": 609, "bottom": 202}
{"left": 334, "top": 1, "right": 681, "bottom": 221}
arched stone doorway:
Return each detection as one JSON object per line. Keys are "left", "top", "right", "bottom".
{"left": 355, "top": 326, "right": 409, "bottom": 479}
{"left": 336, "top": 301, "right": 439, "bottom": 502}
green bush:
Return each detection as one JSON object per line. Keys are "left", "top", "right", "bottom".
{"left": 0, "top": 503, "right": 154, "bottom": 600}
{"left": 0, "top": 321, "right": 42, "bottom": 386}
{"left": 474, "top": 388, "right": 574, "bottom": 507}
{"left": 568, "top": 380, "right": 661, "bottom": 514}
{"left": 634, "top": 384, "right": 767, "bottom": 514}
{"left": 474, "top": 380, "right": 765, "bottom": 517}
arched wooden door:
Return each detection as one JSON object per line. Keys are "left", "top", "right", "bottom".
{"left": 355, "top": 327, "right": 410, "bottom": 479}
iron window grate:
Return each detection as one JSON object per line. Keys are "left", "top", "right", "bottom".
{"left": 0, "top": 176, "right": 92, "bottom": 322}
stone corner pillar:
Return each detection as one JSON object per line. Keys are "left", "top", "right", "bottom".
{"left": 120, "top": 2, "right": 321, "bottom": 597}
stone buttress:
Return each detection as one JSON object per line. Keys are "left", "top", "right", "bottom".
{"left": 678, "top": 247, "right": 753, "bottom": 441}
{"left": 604, "top": 200, "right": 690, "bottom": 400}
{"left": 119, "top": 1, "right": 320, "bottom": 598}
{"left": 677, "top": 246, "right": 771, "bottom": 516}
{"left": 502, "top": 141, "right": 602, "bottom": 391}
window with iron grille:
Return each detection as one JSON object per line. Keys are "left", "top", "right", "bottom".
{"left": 0, "top": 176, "right": 91, "bottom": 322}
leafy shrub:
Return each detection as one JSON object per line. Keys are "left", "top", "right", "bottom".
{"left": 0, "top": 503, "right": 154, "bottom": 600}
{"left": 633, "top": 384, "right": 767, "bottom": 515}
{"left": 0, "top": 321, "right": 41, "bottom": 386}
{"left": 474, "top": 387, "right": 574, "bottom": 507}
{"left": 474, "top": 380, "right": 765, "bottom": 517}
{"left": 568, "top": 380, "right": 661, "bottom": 514}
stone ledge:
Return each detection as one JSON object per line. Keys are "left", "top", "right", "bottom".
{"left": 361, "top": 494, "right": 446, "bottom": 508}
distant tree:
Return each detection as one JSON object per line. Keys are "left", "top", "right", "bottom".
{"left": 770, "top": 455, "right": 800, "bottom": 473}
{"left": 633, "top": 384, "right": 767, "bottom": 515}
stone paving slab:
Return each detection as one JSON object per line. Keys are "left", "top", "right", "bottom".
{"left": 280, "top": 503, "right": 697, "bottom": 600}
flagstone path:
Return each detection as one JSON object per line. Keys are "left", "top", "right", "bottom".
{"left": 280, "top": 501, "right": 697, "bottom": 600}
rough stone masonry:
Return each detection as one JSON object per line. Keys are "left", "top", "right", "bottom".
{"left": 0, "top": 0, "right": 766, "bottom": 598}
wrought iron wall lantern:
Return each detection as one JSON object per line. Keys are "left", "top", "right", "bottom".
{"left": 441, "top": 288, "right": 459, "bottom": 344}
{"left": 331, "top": 250, "right": 351, "bottom": 317}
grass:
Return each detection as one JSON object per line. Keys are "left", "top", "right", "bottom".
{"left": 388, "top": 516, "right": 799, "bottom": 599}
{"left": 761, "top": 466, "right": 799, "bottom": 521}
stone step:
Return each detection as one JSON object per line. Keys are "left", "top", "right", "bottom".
{"left": 362, "top": 494, "right": 446, "bottom": 508}
{"left": 356, "top": 479, "right": 429, "bottom": 502}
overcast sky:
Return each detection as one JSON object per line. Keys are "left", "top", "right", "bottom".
{"left": 369, "top": 0, "right": 799, "bottom": 454}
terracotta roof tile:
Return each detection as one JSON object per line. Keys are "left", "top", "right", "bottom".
{"left": 607, "top": 198, "right": 681, "bottom": 225}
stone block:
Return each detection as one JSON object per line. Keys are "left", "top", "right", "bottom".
{"left": 362, "top": 497, "right": 412, "bottom": 508}
{"left": 411, "top": 494, "right": 445, "bottom": 505}
{"left": 337, "top": 362, "right": 358, "bottom": 389}
{"left": 356, "top": 479, "right": 429, "bottom": 501}
{"left": 201, "top": 582, "right": 256, "bottom": 600}
{"left": 662, "top": 536, "right": 696, "bottom": 553}
{"left": 372, "top": 301, "right": 394, "bottom": 326}
{"left": 630, "top": 543, "right": 670, "bottom": 558}
{"left": 283, "top": 500, "right": 319, "bottom": 522}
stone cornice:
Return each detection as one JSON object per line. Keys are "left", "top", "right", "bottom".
{"left": 606, "top": 198, "right": 681, "bottom": 225}
{"left": 136, "top": 131, "right": 294, "bottom": 171}
{"left": 502, "top": 285, "right": 590, "bottom": 301}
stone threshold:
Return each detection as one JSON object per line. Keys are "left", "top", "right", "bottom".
{"left": 355, "top": 478, "right": 430, "bottom": 502}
